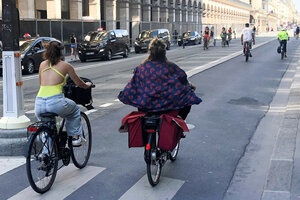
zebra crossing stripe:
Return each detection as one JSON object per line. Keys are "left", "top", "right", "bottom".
{"left": 8, "top": 165, "right": 105, "bottom": 200}
{"left": 118, "top": 175, "right": 184, "bottom": 200}
{"left": 0, "top": 157, "right": 26, "bottom": 176}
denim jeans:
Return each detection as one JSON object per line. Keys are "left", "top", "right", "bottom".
{"left": 35, "top": 94, "right": 82, "bottom": 137}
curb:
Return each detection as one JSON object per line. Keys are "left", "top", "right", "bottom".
{"left": 0, "top": 128, "right": 27, "bottom": 156}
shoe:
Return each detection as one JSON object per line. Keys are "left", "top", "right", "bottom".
{"left": 250, "top": 53, "right": 252, "bottom": 57}
{"left": 181, "top": 133, "right": 186, "bottom": 138}
{"left": 72, "top": 136, "right": 82, "bottom": 147}
{"left": 285, "top": 54, "right": 287, "bottom": 58}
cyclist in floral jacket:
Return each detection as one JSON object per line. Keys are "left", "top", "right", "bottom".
{"left": 118, "top": 38, "right": 201, "bottom": 119}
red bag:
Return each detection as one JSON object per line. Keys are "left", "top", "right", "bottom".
{"left": 158, "top": 113, "right": 189, "bottom": 151}
{"left": 119, "top": 111, "right": 146, "bottom": 148}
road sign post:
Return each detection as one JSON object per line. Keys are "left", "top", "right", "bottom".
{"left": 0, "top": 0, "right": 30, "bottom": 155}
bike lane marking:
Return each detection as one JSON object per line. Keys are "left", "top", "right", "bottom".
{"left": 8, "top": 165, "right": 105, "bottom": 200}
{"left": 118, "top": 174, "right": 184, "bottom": 200}
{"left": 0, "top": 157, "right": 26, "bottom": 176}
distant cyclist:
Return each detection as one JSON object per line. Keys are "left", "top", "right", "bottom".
{"left": 241, "top": 23, "right": 255, "bottom": 57}
{"left": 296, "top": 26, "right": 299, "bottom": 39}
{"left": 278, "top": 27, "right": 289, "bottom": 58}
{"left": 203, "top": 27, "right": 210, "bottom": 49}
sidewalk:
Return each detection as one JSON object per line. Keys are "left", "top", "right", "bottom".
{"left": 224, "top": 42, "right": 300, "bottom": 200}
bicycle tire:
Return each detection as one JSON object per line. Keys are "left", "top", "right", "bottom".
{"left": 170, "top": 142, "right": 180, "bottom": 162}
{"left": 146, "top": 148, "right": 161, "bottom": 186}
{"left": 26, "top": 127, "right": 58, "bottom": 193}
{"left": 245, "top": 51, "right": 249, "bottom": 62}
{"left": 281, "top": 51, "right": 284, "bottom": 60}
{"left": 70, "top": 112, "right": 92, "bottom": 169}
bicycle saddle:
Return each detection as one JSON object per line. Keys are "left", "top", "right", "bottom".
{"left": 40, "top": 112, "right": 58, "bottom": 118}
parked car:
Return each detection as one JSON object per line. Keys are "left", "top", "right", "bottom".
{"left": 134, "top": 29, "right": 171, "bottom": 53}
{"left": 177, "top": 31, "right": 202, "bottom": 46}
{"left": 0, "top": 37, "right": 63, "bottom": 74}
{"left": 77, "top": 29, "right": 130, "bottom": 62}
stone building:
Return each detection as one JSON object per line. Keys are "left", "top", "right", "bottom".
{"left": 0, "top": 0, "right": 204, "bottom": 43}
{"left": 202, "top": 0, "right": 251, "bottom": 33}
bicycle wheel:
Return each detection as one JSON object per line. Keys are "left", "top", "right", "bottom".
{"left": 281, "top": 50, "right": 284, "bottom": 60}
{"left": 26, "top": 127, "right": 58, "bottom": 193}
{"left": 170, "top": 142, "right": 180, "bottom": 161}
{"left": 146, "top": 148, "right": 162, "bottom": 186}
{"left": 70, "top": 112, "right": 92, "bottom": 168}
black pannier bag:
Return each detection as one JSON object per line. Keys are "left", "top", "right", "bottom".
{"left": 63, "top": 77, "right": 94, "bottom": 109}
{"left": 277, "top": 46, "right": 281, "bottom": 54}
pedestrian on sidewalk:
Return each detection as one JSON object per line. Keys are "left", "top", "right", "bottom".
{"left": 70, "top": 33, "right": 77, "bottom": 60}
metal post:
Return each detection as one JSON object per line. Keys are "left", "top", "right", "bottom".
{"left": 0, "top": 0, "right": 30, "bottom": 155}
{"left": 50, "top": 20, "right": 52, "bottom": 37}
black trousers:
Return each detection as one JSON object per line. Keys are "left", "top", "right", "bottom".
{"left": 280, "top": 40, "right": 287, "bottom": 53}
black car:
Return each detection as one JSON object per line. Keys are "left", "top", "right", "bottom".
{"left": 0, "top": 37, "right": 63, "bottom": 74}
{"left": 177, "top": 31, "right": 202, "bottom": 46}
{"left": 134, "top": 29, "right": 171, "bottom": 53}
{"left": 78, "top": 29, "right": 130, "bottom": 62}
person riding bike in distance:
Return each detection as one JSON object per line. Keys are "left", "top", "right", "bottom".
{"left": 241, "top": 23, "right": 255, "bottom": 57}
{"left": 278, "top": 27, "right": 289, "bottom": 57}
{"left": 220, "top": 27, "right": 228, "bottom": 47}
{"left": 118, "top": 38, "right": 202, "bottom": 121}
{"left": 35, "top": 41, "right": 92, "bottom": 147}
{"left": 203, "top": 27, "right": 210, "bottom": 49}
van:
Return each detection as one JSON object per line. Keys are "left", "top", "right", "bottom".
{"left": 134, "top": 29, "right": 171, "bottom": 53}
{"left": 78, "top": 29, "right": 130, "bottom": 62}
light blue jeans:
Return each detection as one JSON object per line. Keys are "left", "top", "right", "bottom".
{"left": 35, "top": 94, "right": 82, "bottom": 137}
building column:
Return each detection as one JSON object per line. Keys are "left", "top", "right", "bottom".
{"left": 119, "top": 0, "right": 130, "bottom": 30}
{"left": 131, "top": 1, "right": 141, "bottom": 41}
{"left": 19, "top": 0, "right": 35, "bottom": 18}
{"left": 160, "top": 6, "right": 169, "bottom": 23}
{"left": 142, "top": 2, "right": 151, "bottom": 22}
{"left": 106, "top": 0, "right": 117, "bottom": 30}
{"left": 152, "top": 5, "right": 160, "bottom": 22}
{"left": 188, "top": 8, "right": 193, "bottom": 22}
{"left": 89, "top": 0, "right": 101, "bottom": 20}
{"left": 169, "top": 6, "right": 175, "bottom": 23}
{"left": 47, "top": 0, "right": 61, "bottom": 19}
{"left": 175, "top": 6, "right": 182, "bottom": 34}
{"left": 70, "top": 0, "right": 82, "bottom": 20}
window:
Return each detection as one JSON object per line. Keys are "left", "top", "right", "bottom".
{"left": 82, "top": 0, "right": 89, "bottom": 16}
{"left": 61, "top": 0, "right": 70, "bottom": 19}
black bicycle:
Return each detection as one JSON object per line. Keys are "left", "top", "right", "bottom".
{"left": 203, "top": 36, "right": 209, "bottom": 50}
{"left": 26, "top": 82, "right": 94, "bottom": 193}
{"left": 244, "top": 41, "right": 251, "bottom": 62}
{"left": 143, "top": 115, "right": 180, "bottom": 186}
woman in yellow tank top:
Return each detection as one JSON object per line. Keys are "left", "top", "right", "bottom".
{"left": 35, "top": 41, "right": 91, "bottom": 146}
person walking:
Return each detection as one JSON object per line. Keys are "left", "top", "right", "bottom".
{"left": 70, "top": 33, "right": 77, "bottom": 60}
{"left": 173, "top": 30, "right": 178, "bottom": 45}
{"left": 296, "top": 26, "right": 299, "bottom": 39}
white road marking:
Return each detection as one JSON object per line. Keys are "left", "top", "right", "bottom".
{"left": 0, "top": 157, "right": 26, "bottom": 176}
{"left": 187, "top": 124, "right": 195, "bottom": 130}
{"left": 114, "top": 99, "right": 120, "bottom": 102}
{"left": 25, "top": 110, "right": 35, "bottom": 114}
{"left": 99, "top": 103, "right": 114, "bottom": 108}
{"left": 119, "top": 175, "right": 184, "bottom": 200}
{"left": 9, "top": 165, "right": 105, "bottom": 200}
{"left": 84, "top": 109, "right": 98, "bottom": 115}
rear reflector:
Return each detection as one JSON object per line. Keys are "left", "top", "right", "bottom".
{"left": 146, "top": 144, "right": 151, "bottom": 150}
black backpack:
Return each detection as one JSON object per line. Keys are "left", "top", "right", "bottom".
{"left": 63, "top": 77, "right": 94, "bottom": 109}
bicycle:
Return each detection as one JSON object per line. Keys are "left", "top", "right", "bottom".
{"left": 143, "top": 114, "right": 180, "bottom": 186}
{"left": 26, "top": 82, "right": 94, "bottom": 194}
{"left": 203, "top": 36, "right": 209, "bottom": 50}
{"left": 244, "top": 41, "right": 252, "bottom": 62}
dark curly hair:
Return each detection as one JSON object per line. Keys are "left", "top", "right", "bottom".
{"left": 143, "top": 38, "right": 168, "bottom": 64}
{"left": 43, "top": 41, "right": 64, "bottom": 66}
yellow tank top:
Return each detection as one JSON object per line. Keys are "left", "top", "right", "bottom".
{"left": 37, "top": 64, "right": 66, "bottom": 97}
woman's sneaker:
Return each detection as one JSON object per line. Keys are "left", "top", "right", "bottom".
{"left": 72, "top": 136, "right": 82, "bottom": 147}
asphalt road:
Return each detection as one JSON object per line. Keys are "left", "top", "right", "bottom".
{"left": 1, "top": 37, "right": 299, "bottom": 200}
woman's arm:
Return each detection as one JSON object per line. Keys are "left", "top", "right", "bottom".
{"left": 66, "top": 63, "right": 91, "bottom": 89}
